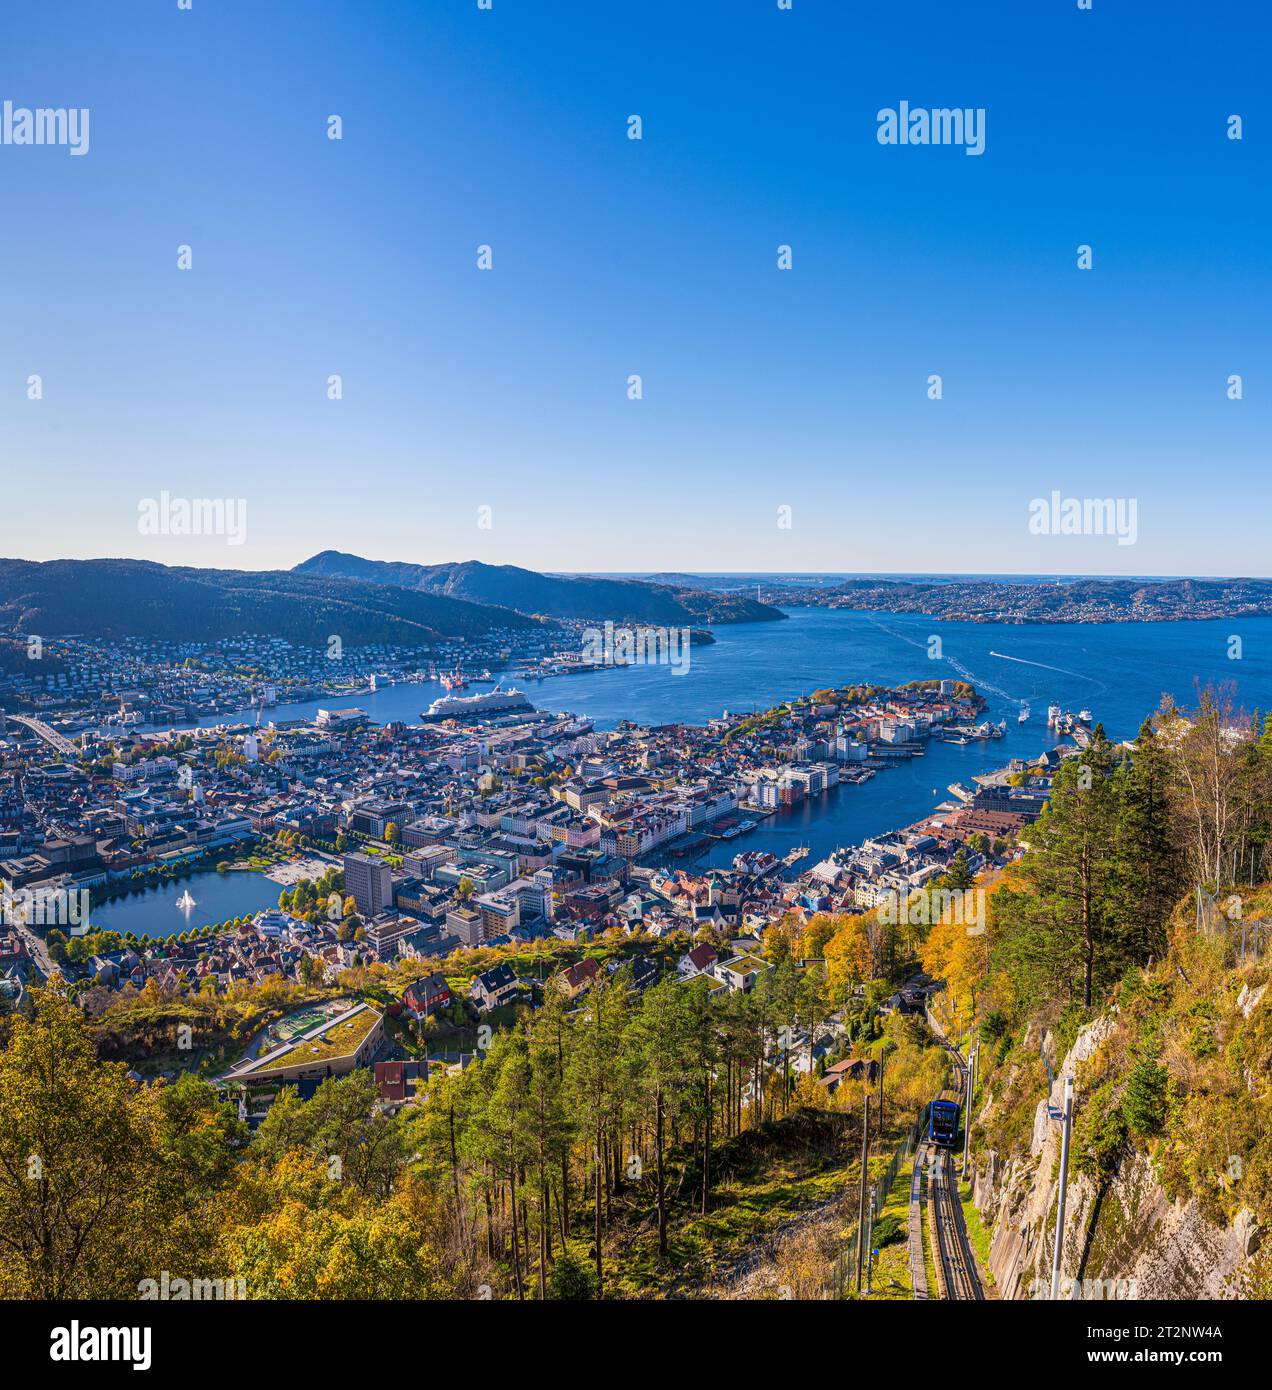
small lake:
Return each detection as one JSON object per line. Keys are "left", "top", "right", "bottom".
{"left": 86, "top": 869, "right": 283, "bottom": 940}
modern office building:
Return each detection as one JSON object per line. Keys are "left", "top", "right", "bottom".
{"left": 343, "top": 851, "right": 393, "bottom": 917}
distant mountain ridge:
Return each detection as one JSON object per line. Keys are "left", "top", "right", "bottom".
{"left": 294, "top": 552, "right": 787, "bottom": 626}
{"left": 0, "top": 559, "right": 550, "bottom": 646}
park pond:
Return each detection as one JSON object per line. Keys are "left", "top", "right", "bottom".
{"left": 85, "top": 868, "right": 284, "bottom": 941}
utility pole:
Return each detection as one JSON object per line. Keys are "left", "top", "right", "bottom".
{"left": 878, "top": 1053, "right": 885, "bottom": 1137}
{"left": 856, "top": 1092, "right": 871, "bottom": 1292}
{"left": 865, "top": 1184, "right": 877, "bottom": 1295}
{"left": 1050, "top": 1074, "right": 1075, "bottom": 1300}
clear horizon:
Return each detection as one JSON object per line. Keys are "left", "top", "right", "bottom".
{"left": 3, "top": 552, "right": 1268, "bottom": 586}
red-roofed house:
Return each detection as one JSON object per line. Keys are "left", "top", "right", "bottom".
{"left": 677, "top": 942, "right": 719, "bottom": 979}
{"left": 555, "top": 956, "right": 601, "bottom": 1001}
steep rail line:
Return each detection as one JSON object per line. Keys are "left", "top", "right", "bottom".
{"left": 930, "top": 1141, "right": 984, "bottom": 1300}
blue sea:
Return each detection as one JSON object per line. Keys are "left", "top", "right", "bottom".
{"left": 193, "top": 608, "right": 1272, "bottom": 875}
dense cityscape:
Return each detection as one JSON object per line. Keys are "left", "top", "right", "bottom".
{"left": 2, "top": 651, "right": 1060, "bottom": 1016}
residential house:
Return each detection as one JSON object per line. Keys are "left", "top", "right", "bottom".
{"left": 402, "top": 972, "right": 452, "bottom": 1020}
{"left": 555, "top": 956, "right": 601, "bottom": 1001}
{"left": 471, "top": 961, "right": 520, "bottom": 1013}
{"left": 677, "top": 942, "right": 719, "bottom": 979}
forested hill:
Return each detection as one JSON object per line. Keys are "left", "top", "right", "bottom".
{"left": 294, "top": 552, "right": 787, "bottom": 626}
{"left": 923, "top": 693, "right": 1272, "bottom": 1298}
{"left": 0, "top": 558, "right": 552, "bottom": 646}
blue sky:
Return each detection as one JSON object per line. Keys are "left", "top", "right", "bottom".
{"left": 1, "top": 0, "right": 1268, "bottom": 575}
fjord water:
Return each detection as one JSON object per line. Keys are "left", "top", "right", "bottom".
{"left": 209, "top": 608, "right": 1272, "bottom": 873}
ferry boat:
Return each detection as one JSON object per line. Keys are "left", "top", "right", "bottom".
{"left": 1018, "top": 702, "right": 1030, "bottom": 724}
{"left": 1078, "top": 708, "right": 1093, "bottom": 724}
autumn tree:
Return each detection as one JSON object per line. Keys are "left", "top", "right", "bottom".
{"left": 0, "top": 990, "right": 179, "bottom": 1297}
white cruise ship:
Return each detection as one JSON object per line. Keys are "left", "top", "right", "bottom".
{"left": 423, "top": 683, "right": 533, "bottom": 720}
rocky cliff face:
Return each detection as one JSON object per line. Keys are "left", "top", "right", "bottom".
{"left": 971, "top": 1015, "right": 1259, "bottom": 1300}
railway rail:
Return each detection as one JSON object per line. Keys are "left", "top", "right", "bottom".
{"left": 929, "top": 1147, "right": 984, "bottom": 1301}
{"left": 918, "top": 1002, "right": 986, "bottom": 1301}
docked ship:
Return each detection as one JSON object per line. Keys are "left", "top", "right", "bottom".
{"left": 422, "top": 684, "right": 533, "bottom": 721}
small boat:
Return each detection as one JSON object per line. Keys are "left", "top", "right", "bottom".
{"left": 1018, "top": 703, "right": 1030, "bottom": 724}
{"left": 175, "top": 890, "right": 197, "bottom": 911}
{"left": 1078, "top": 709, "right": 1093, "bottom": 724}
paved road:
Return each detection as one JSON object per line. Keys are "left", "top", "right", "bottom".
{"left": 11, "top": 920, "right": 55, "bottom": 982}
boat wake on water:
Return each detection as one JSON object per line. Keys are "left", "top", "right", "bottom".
{"left": 865, "top": 619, "right": 1018, "bottom": 703}
{"left": 988, "top": 650, "right": 1108, "bottom": 695}
{"left": 942, "top": 656, "right": 1016, "bottom": 704}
